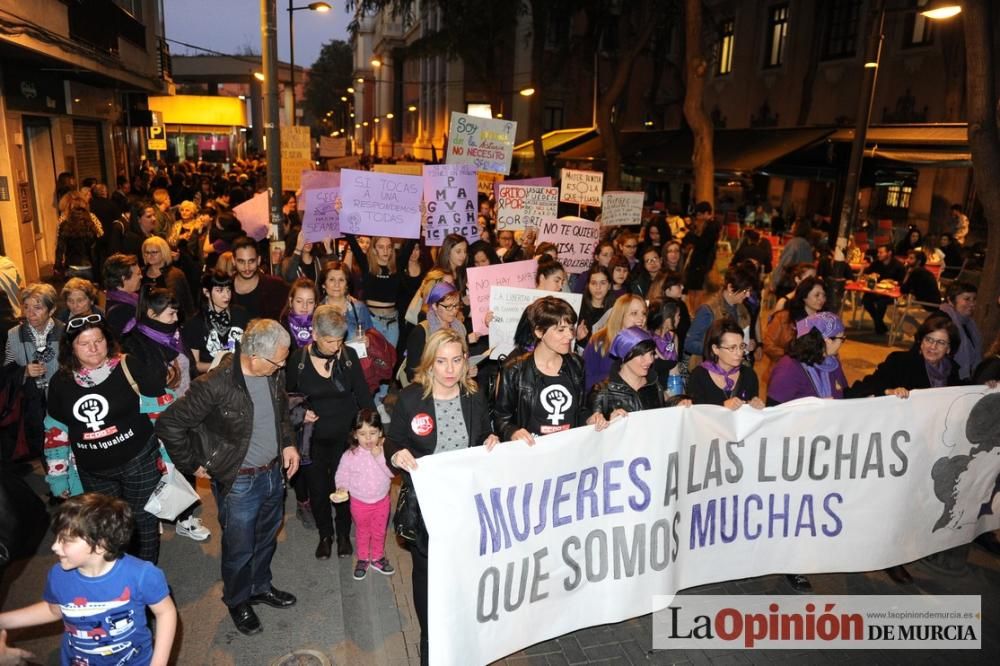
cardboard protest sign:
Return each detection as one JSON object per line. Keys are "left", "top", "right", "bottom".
{"left": 601, "top": 191, "right": 645, "bottom": 226}
{"left": 326, "top": 156, "right": 361, "bottom": 170}
{"left": 280, "top": 125, "right": 312, "bottom": 191}
{"left": 423, "top": 164, "right": 479, "bottom": 246}
{"left": 232, "top": 191, "right": 270, "bottom": 241}
{"left": 537, "top": 216, "right": 601, "bottom": 273}
{"left": 493, "top": 176, "right": 551, "bottom": 204}
{"left": 466, "top": 260, "right": 538, "bottom": 334}
{"left": 447, "top": 112, "right": 517, "bottom": 175}
{"left": 339, "top": 168, "right": 422, "bottom": 239}
{"left": 300, "top": 188, "right": 340, "bottom": 243}
{"left": 488, "top": 287, "right": 582, "bottom": 358}
{"left": 560, "top": 168, "right": 604, "bottom": 207}
{"left": 373, "top": 162, "right": 424, "bottom": 175}
{"left": 478, "top": 171, "right": 504, "bottom": 196}
{"left": 495, "top": 185, "right": 559, "bottom": 231}
{"left": 318, "top": 136, "right": 347, "bottom": 158}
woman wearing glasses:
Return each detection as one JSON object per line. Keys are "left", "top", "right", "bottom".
{"left": 43, "top": 314, "right": 166, "bottom": 561}
{"left": 687, "top": 318, "right": 764, "bottom": 410}
{"left": 141, "top": 235, "right": 195, "bottom": 319}
{"left": 403, "top": 283, "right": 473, "bottom": 383}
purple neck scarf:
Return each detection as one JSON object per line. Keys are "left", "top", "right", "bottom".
{"left": 925, "top": 358, "right": 952, "bottom": 388}
{"left": 701, "top": 361, "right": 741, "bottom": 393}
{"left": 106, "top": 290, "right": 138, "bottom": 334}
{"left": 136, "top": 322, "right": 186, "bottom": 355}
{"left": 804, "top": 355, "right": 841, "bottom": 398}
{"left": 287, "top": 313, "right": 314, "bottom": 348}
{"left": 654, "top": 332, "right": 678, "bottom": 361}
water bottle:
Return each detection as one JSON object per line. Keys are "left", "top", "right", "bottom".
{"left": 666, "top": 373, "right": 685, "bottom": 398}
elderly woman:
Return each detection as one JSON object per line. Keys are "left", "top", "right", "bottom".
{"left": 102, "top": 253, "right": 143, "bottom": 338}
{"left": 141, "top": 235, "right": 195, "bottom": 318}
{"left": 4, "top": 284, "right": 64, "bottom": 460}
{"left": 587, "top": 326, "right": 667, "bottom": 419}
{"left": 56, "top": 277, "right": 102, "bottom": 324}
{"left": 286, "top": 305, "right": 374, "bottom": 560}
{"left": 387, "top": 328, "right": 498, "bottom": 666}
{"left": 43, "top": 314, "right": 165, "bottom": 561}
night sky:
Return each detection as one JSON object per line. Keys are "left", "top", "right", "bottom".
{"left": 164, "top": 0, "right": 352, "bottom": 68}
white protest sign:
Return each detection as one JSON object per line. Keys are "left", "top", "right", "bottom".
{"left": 232, "top": 191, "right": 270, "bottom": 241}
{"left": 560, "top": 168, "right": 604, "bottom": 207}
{"left": 495, "top": 185, "right": 559, "bottom": 231}
{"left": 466, "top": 260, "right": 538, "bottom": 334}
{"left": 423, "top": 164, "right": 479, "bottom": 246}
{"left": 447, "top": 112, "right": 517, "bottom": 175}
{"left": 339, "top": 168, "right": 423, "bottom": 239}
{"left": 300, "top": 188, "right": 340, "bottom": 243}
{"left": 601, "top": 191, "right": 645, "bottom": 226}
{"left": 414, "top": 387, "right": 1000, "bottom": 664}
{"left": 537, "top": 216, "right": 601, "bottom": 273}
{"left": 488, "top": 286, "right": 582, "bottom": 358}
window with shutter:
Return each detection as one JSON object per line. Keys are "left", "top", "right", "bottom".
{"left": 72, "top": 120, "right": 106, "bottom": 184}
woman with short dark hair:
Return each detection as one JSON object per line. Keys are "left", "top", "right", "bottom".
{"left": 767, "top": 312, "right": 848, "bottom": 405}
{"left": 587, "top": 327, "right": 667, "bottom": 418}
{"left": 687, "top": 318, "right": 764, "bottom": 409}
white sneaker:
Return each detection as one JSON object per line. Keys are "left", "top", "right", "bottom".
{"left": 176, "top": 517, "right": 211, "bottom": 541}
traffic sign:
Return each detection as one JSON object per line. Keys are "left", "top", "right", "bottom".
{"left": 148, "top": 123, "right": 167, "bottom": 151}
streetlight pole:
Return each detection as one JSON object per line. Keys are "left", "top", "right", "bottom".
{"left": 288, "top": 2, "right": 331, "bottom": 126}
{"left": 261, "top": 0, "right": 282, "bottom": 233}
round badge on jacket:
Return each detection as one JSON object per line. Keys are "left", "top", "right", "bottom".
{"left": 411, "top": 413, "right": 434, "bottom": 437}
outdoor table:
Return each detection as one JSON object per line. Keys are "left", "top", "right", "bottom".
{"left": 842, "top": 280, "right": 903, "bottom": 335}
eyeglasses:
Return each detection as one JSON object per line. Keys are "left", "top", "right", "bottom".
{"left": 922, "top": 336, "right": 949, "bottom": 348}
{"left": 717, "top": 343, "right": 748, "bottom": 353}
{"left": 258, "top": 356, "right": 287, "bottom": 369}
{"left": 436, "top": 301, "right": 460, "bottom": 311}
{"left": 67, "top": 314, "right": 104, "bottom": 331}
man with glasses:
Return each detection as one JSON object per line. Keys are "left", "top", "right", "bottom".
{"left": 157, "top": 319, "right": 300, "bottom": 636}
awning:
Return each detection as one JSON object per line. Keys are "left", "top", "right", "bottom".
{"left": 868, "top": 148, "right": 971, "bottom": 166}
{"left": 512, "top": 127, "right": 596, "bottom": 162}
{"left": 558, "top": 127, "right": 835, "bottom": 173}
{"left": 829, "top": 124, "right": 967, "bottom": 146}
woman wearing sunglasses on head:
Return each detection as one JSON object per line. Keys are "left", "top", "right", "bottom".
{"left": 43, "top": 313, "right": 167, "bottom": 562}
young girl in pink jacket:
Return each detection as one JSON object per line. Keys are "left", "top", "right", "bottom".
{"left": 334, "top": 409, "right": 396, "bottom": 580}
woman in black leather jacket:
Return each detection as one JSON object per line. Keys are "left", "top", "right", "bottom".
{"left": 494, "top": 296, "right": 610, "bottom": 445}
{"left": 587, "top": 327, "right": 665, "bottom": 418}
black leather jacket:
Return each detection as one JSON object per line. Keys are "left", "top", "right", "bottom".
{"left": 494, "top": 352, "right": 587, "bottom": 440}
{"left": 156, "top": 348, "right": 294, "bottom": 495}
{"left": 587, "top": 370, "right": 664, "bottom": 418}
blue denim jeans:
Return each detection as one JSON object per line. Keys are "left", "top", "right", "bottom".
{"left": 213, "top": 462, "right": 285, "bottom": 607}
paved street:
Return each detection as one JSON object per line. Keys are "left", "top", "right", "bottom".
{"left": 2, "top": 334, "right": 998, "bottom": 665}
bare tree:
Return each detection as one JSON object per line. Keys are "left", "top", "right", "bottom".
{"left": 683, "top": 0, "right": 714, "bottom": 206}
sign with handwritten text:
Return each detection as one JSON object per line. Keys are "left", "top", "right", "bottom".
{"left": 280, "top": 125, "right": 313, "bottom": 192}
{"left": 488, "top": 287, "right": 582, "bottom": 358}
{"left": 301, "top": 187, "right": 340, "bottom": 243}
{"left": 601, "top": 191, "right": 645, "bottom": 226}
{"left": 466, "top": 260, "right": 538, "bottom": 334}
{"left": 446, "top": 112, "right": 517, "bottom": 175}
{"left": 560, "top": 168, "right": 604, "bottom": 207}
{"left": 537, "top": 216, "right": 601, "bottom": 273}
{"left": 495, "top": 185, "right": 559, "bottom": 231}
{"left": 339, "top": 169, "right": 422, "bottom": 239}
{"left": 423, "top": 164, "right": 479, "bottom": 246}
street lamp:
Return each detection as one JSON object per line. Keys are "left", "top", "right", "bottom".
{"left": 519, "top": 87, "right": 535, "bottom": 97}
{"left": 288, "top": 1, "right": 332, "bottom": 124}
{"left": 834, "top": 0, "right": 960, "bottom": 256}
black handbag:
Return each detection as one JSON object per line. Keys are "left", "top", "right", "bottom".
{"left": 393, "top": 474, "right": 426, "bottom": 547}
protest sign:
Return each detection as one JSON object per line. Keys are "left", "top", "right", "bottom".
{"left": 423, "top": 164, "right": 479, "bottom": 246}
{"left": 414, "top": 386, "right": 1000, "bottom": 664}
{"left": 374, "top": 162, "right": 424, "bottom": 175}
{"left": 339, "top": 168, "right": 423, "bottom": 239}
{"left": 280, "top": 125, "right": 313, "bottom": 191}
{"left": 601, "top": 191, "right": 645, "bottom": 226}
{"left": 478, "top": 171, "right": 504, "bottom": 196}
{"left": 536, "top": 216, "right": 600, "bottom": 273}
{"left": 560, "top": 168, "right": 604, "bottom": 207}
{"left": 300, "top": 188, "right": 340, "bottom": 243}
{"left": 447, "top": 112, "right": 517, "bottom": 175}
{"left": 318, "top": 136, "right": 347, "bottom": 158}
{"left": 495, "top": 185, "right": 559, "bottom": 231}
{"left": 326, "top": 156, "right": 361, "bottom": 170}
{"left": 488, "top": 286, "right": 582, "bottom": 358}
{"left": 493, "top": 177, "right": 552, "bottom": 204}
{"left": 299, "top": 171, "right": 341, "bottom": 237}
{"left": 466, "top": 260, "right": 538, "bottom": 334}
{"left": 299, "top": 170, "right": 340, "bottom": 192}
{"left": 232, "top": 191, "right": 270, "bottom": 241}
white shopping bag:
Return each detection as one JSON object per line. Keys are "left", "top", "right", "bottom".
{"left": 144, "top": 468, "right": 200, "bottom": 521}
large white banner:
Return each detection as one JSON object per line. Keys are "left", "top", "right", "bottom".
{"left": 413, "top": 387, "right": 1000, "bottom": 665}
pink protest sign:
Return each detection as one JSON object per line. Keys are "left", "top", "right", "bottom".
{"left": 232, "top": 191, "right": 270, "bottom": 241}
{"left": 537, "top": 216, "right": 600, "bottom": 273}
{"left": 339, "top": 168, "right": 423, "bottom": 239}
{"left": 423, "top": 164, "right": 479, "bottom": 246}
{"left": 301, "top": 188, "right": 340, "bottom": 243}
{"left": 466, "top": 259, "right": 538, "bottom": 334}
{"left": 300, "top": 171, "right": 341, "bottom": 233}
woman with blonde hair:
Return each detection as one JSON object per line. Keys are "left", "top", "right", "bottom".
{"left": 141, "top": 235, "right": 194, "bottom": 318}
{"left": 582, "top": 293, "right": 647, "bottom": 392}
{"left": 386, "top": 327, "right": 498, "bottom": 665}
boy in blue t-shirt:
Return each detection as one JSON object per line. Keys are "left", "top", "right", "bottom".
{"left": 0, "top": 493, "right": 176, "bottom": 665}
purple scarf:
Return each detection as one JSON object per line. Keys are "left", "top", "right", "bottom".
{"left": 654, "top": 332, "right": 678, "bottom": 361}
{"left": 701, "top": 361, "right": 741, "bottom": 394}
{"left": 106, "top": 289, "right": 138, "bottom": 334}
{"left": 804, "top": 355, "right": 841, "bottom": 398}
{"left": 287, "top": 313, "right": 314, "bottom": 348}
{"left": 925, "top": 358, "right": 953, "bottom": 388}
{"left": 136, "top": 322, "right": 186, "bottom": 355}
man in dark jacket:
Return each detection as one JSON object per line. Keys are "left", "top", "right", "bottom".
{"left": 862, "top": 244, "right": 906, "bottom": 335}
{"left": 156, "top": 319, "right": 299, "bottom": 636}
